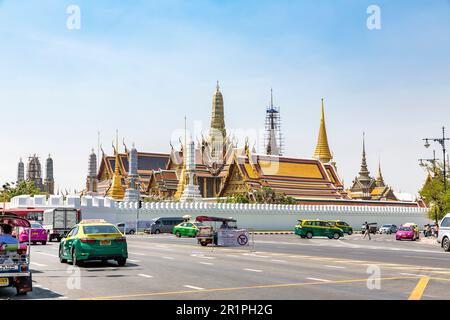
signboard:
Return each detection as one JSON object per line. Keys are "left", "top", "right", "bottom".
{"left": 217, "top": 229, "right": 249, "bottom": 247}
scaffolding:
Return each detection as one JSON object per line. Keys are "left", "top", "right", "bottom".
{"left": 26, "top": 155, "right": 43, "bottom": 190}
{"left": 264, "top": 91, "right": 284, "bottom": 156}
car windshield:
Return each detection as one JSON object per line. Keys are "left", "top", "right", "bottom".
{"left": 399, "top": 227, "right": 412, "bottom": 231}
{"left": 30, "top": 223, "right": 42, "bottom": 228}
{"left": 83, "top": 225, "right": 120, "bottom": 234}
{"left": 193, "top": 222, "right": 204, "bottom": 227}
{"left": 382, "top": 225, "right": 391, "bottom": 228}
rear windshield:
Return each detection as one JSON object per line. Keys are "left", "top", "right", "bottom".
{"left": 399, "top": 227, "right": 412, "bottom": 231}
{"left": 31, "top": 223, "right": 43, "bottom": 228}
{"left": 83, "top": 225, "right": 120, "bottom": 234}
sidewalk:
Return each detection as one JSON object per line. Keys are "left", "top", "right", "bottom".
{"left": 418, "top": 237, "right": 439, "bottom": 246}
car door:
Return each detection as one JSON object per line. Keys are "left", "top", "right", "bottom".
{"left": 184, "top": 223, "right": 194, "bottom": 236}
{"left": 61, "top": 227, "right": 76, "bottom": 257}
{"left": 63, "top": 226, "right": 79, "bottom": 257}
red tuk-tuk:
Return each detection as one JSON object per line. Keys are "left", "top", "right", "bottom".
{"left": 195, "top": 216, "right": 249, "bottom": 247}
{"left": 0, "top": 215, "right": 33, "bottom": 295}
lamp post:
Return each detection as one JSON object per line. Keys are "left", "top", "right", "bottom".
{"left": 423, "top": 126, "right": 449, "bottom": 191}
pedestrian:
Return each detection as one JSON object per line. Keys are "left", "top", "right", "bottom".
{"left": 0, "top": 224, "right": 19, "bottom": 245}
{"left": 362, "top": 221, "right": 371, "bottom": 240}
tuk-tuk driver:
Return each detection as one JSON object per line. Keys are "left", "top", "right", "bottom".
{"left": 0, "top": 224, "right": 19, "bottom": 245}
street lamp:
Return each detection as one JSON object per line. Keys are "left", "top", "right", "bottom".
{"left": 422, "top": 126, "right": 449, "bottom": 191}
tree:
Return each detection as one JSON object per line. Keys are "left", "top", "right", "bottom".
{"left": 419, "top": 163, "right": 450, "bottom": 224}
{"left": 1, "top": 181, "right": 44, "bottom": 202}
{"left": 224, "top": 187, "right": 296, "bottom": 204}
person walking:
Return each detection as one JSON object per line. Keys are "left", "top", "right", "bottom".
{"left": 363, "top": 221, "right": 371, "bottom": 240}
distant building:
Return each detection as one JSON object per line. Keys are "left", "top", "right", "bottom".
{"left": 44, "top": 154, "right": 55, "bottom": 194}
{"left": 348, "top": 134, "right": 397, "bottom": 201}
{"left": 17, "top": 154, "right": 55, "bottom": 194}
{"left": 17, "top": 158, "right": 25, "bottom": 183}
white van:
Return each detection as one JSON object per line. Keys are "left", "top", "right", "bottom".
{"left": 437, "top": 213, "right": 450, "bottom": 252}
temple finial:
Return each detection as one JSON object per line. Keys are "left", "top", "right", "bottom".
{"left": 216, "top": 80, "right": 220, "bottom": 92}
{"left": 270, "top": 88, "right": 274, "bottom": 108}
{"left": 313, "top": 98, "right": 332, "bottom": 163}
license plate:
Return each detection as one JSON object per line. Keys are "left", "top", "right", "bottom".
{"left": 32, "top": 232, "right": 38, "bottom": 235}
{"left": 100, "top": 240, "right": 111, "bottom": 246}
{"left": 0, "top": 278, "right": 9, "bottom": 287}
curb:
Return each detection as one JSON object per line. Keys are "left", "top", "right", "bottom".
{"left": 250, "top": 231, "right": 294, "bottom": 235}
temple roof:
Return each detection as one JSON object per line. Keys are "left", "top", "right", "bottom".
{"left": 219, "top": 152, "right": 349, "bottom": 200}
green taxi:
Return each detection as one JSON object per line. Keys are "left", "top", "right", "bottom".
{"left": 59, "top": 219, "right": 128, "bottom": 267}
{"left": 328, "top": 220, "right": 353, "bottom": 235}
{"left": 173, "top": 222, "right": 204, "bottom": 237}
{"left": 295, "top": 219, "right": 344, "bottom": 239}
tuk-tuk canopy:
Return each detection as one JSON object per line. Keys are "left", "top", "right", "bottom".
{"left": 195, "top": 216, "right": 237, "bottom": 223}
{"left": 0, "top": 215, "right": 31, "bottom": 228}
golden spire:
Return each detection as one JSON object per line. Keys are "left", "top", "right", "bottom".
{"left": 209, "top": 81, "right": 226, "bottom": 143}
{"left": 174, "top": 117, "right": 188, "bottom": 200}
{"left": 108, "top": 130, "right": 125, "bottom": 200}
{"left": 313, "top": 98, "right": 332, "bottom": 163}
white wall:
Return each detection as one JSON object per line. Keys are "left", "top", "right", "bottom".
{"left": 9, "top": 195, "right": 430, "bottom": 231}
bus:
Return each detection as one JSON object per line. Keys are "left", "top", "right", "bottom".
{"left": 1, "top": 208, "right": 81, "bottom": 242}
{"left": 1, "top": 208, "right": 46, "bottom": 223}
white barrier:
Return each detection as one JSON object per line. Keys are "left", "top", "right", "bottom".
{"left": 8, "top": 195, "right": 430, "bottom": 230}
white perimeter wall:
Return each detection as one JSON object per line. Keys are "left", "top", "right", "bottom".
{"left": 9, "top": 195, "right": 430, "bottom": 231}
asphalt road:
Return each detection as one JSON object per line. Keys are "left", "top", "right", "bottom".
{"left": 1, "top": 233, "right": 449, "bottom": 300}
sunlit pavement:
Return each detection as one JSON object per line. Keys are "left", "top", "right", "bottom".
{"left": 1, "top": 233, "right": 449, "bottom": 300}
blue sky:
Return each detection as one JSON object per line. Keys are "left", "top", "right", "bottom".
{"left": 0, "top": 0, "right": 449, "bottom": 194}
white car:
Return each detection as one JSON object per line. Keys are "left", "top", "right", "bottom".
{"left": 437, "top": 213, "right": 450, "bottom": 252}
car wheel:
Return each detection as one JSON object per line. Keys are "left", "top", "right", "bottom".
{"left": 41, "top": 241, "right": 46, "bottom": 245}
{"left": 116, "top": 258, "right": 127, "bottom": 266}
{"left": 300, "top": 235, "right": 306, "bottom": 239}
{"left": 306, "top": 232, "right": 313, "bottom": 239}
{"left": 32, "top": 241, "right": 36, "bottom": 245}
{"left": 16, "top": 288, "right": 27, "bottom": 296}
{"left": 333, "top": 233, "right": 340, "bottom": 240}
{"left": 443, "top": 237, "right": 450, "bottom": 252}
{"left": 200, "top": 241, "right": 208, "bottom": 247}
{"left": 129, "top": 230, "right": 135, "bottom": 235}
{"left": 154, "top": 229, "right": 160, "bottom": 234}
{"left": 72, "top": 249, "right": 83, "bottom": 267}
{"left": 175, "top": 231, "right": 181, "bottom": 238}
{"left": 59, "top": 247, "right": 67, "bottom": 263}
{"left": 347, "top": 230, "right": 353, "bottom": 235}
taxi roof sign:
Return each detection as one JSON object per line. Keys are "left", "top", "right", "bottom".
{"left": 79, "top": 219, "right": 107, "bottom": 224}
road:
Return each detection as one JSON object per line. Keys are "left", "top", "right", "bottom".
{"left": 1, "top": 233, "right": 449, "bottom": 300}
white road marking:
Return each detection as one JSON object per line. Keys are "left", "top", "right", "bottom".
{"left": 183, "top": 285, "right": 205, "bottom": 290}
{"left": 163, "top": 256, "right": 175, "bottom": 260}
{"left": 243, "top": 253, "right": 269, "bottom": 258}
{"left": 31, "top": 262, "right": 47, "bottom": 267}
{"left": 34, "top": 252, "right": 58, "bottom": 258}
{"left": 58, "top": 296, "right": 69, "bottom": 299}
{"left": 199, "top": 262, "right": 214, "bottom": 266}
{"left": 324, "top": 265, "right": 345, "bottom": 269}
{"left": 271, "top": 259, "right": 287, "bottom": 263}
{"left": 244, "top": 268, "right": 263, "bottom": 273}
{"left": 306, "top": 277, "right": 331, "bottom": 282}
{"left": 191, "top": 254, "right": 216, "bottom": 260}
{"left": 34, "top": 284, "right": 42, "bottom": 288}
{"left": 138, "top": 274, "right": 153, "bottom": 278}
{"left": 226, "top": 254, "right": 239, "bottom": 258}
{"left": 399, "top": 273, "right": 427, "bottom": 277}
{"left": 128, "top": 252, "right": 146, "bottom": 256}
{"left": 127, "top": 259, "right": 141, "bottom": 263}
